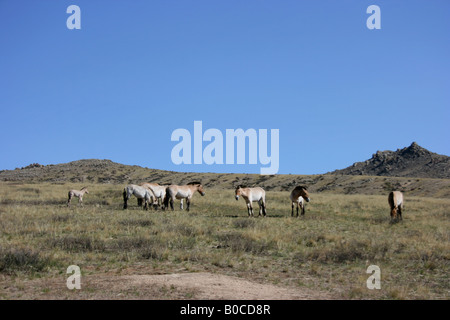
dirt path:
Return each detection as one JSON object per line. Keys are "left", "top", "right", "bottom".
{"left": 1, "top": 272, "right": 336, "bottom": 300}
{"left": 124, "top": 272, "right": 334, "bottom": 299}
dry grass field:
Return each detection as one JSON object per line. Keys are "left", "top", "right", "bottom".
{"left": 0, "top": 181, "right": 449, "bottom": 299}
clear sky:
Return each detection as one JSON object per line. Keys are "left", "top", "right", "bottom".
{"left": 1, "top": 0, "right": 449, "bottom": 174}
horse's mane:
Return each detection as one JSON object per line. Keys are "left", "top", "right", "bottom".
{"left": 235, "top": 185, "right": 247, "bottom": 189}
{"left": 294, "top": 185, "right": 307, "bottom": 191}
{"left": 81, "top": 186, "right": 88, "bottom": 190}
{"left": 187, "top": 181, "right": 202, "bottom": 185}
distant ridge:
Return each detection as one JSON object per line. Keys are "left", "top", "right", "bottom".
{"left": 330, "top": 142, "right": 450, "bottom": 179}
{"left": 1, "top": 155, "right": 450, "bottom": 198}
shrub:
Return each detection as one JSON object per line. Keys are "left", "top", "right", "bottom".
{"left": 47, "top": 236, "right": 105, "bottom": 252}
{"left": 216, "top": 232, "right": 274, "bottom": 254}
{"left": 0, "top": 247, "right": 51, "bottom": 274}
{"left": 119, "top": 219, "right": 154, "bottom": 227}
{"left": 233, "top": 219, "right": 256, "bottom": 229}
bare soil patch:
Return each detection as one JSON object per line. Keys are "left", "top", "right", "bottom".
{"left": 1, "top": 272, "right": 336, "bottom": 300}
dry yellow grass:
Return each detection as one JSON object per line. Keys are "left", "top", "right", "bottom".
{"left": 0, "top": 181, "right": 449, "bottom": 299}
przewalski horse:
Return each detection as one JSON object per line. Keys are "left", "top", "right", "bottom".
{"left": 164, "top": 182, "right": 205, "bottom": 211}
{"left": 141, "top": 183, "right": 168, "bottom": 209}
{"left": 289, "top": 186, "right": 310, "bottom": 217}
{"left": 123, "top": 184, "right": 156, "bottom": 210}
{"left": 235, "top": 186, "right": 267, "bottom": 217}
{"left": 67, "top": 187, "right": 89, "bottom": 207}
{"left": 388, "top": 191, "right": 404, "bottom": 222}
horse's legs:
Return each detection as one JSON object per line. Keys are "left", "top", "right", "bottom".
{"left": 170, "top": 197, "right": 174, "bottom": 211}
{"left": 160, "top": 197, "right": 164, "bottom": 209}
{"left": 246, "top": 202, "right": 252, "bottom": 217}
{"left": 67, "top": 193, "right": 72, "bottom": 207}
{"left": 258, "top": 199, "right": 266, "bottom": 217}
{"left": 144, "top": 198, "right": 149, "bottom": 210}
{"left": 157, "top": 197, "right": 162, "bottom": 209}
{"left": 123, "top": 190, "right": 128, "bottom": 209}
{"left": 186, "top": 197, "right": 191, "bottom": 211}
{"left": 79, "top": 196, "right": 83, "bottom": 207}
{"left": 153, "top": 196, "right": 158, "bottom": 210}
{"left": 263, "top": 200, "right": 267, "bottom": 216}
{"left": 248, "top": 202, "right": 255, "bottom": 217}
{"left": 291, "top": 202, "right": 294, "bottom": 217}
{"left": 148, "top": 197, "right": 153, "bottom": 210}
{"left": 301, "top": 202, "right": 305, "bottom": 216}
{"left": 398, "top": 205, "right": 403, "bottom": 221}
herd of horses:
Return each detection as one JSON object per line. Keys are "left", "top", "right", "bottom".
{"left": 67, "top": 183, "right": 404, "bottom": 222}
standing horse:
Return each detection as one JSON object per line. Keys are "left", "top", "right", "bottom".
{"left": 164, "top": 182, "right": 205, "bottom": 211}
{"left": 67, "top": 187, "right": 89, "bottom": 207}
{"left": 388, "top": 191, "right": 404, "bottom": 222}
{"left": 141, "top": 183, "right": 168, "bottom": 209}
{"left": 123, "top": 184, "right": 155, "bottom": 210}
{"left": 235, "top": 186, "right": 267, "bottom": 217}
{"left": 289, "top": 186, "right": 310, "bottom": 217}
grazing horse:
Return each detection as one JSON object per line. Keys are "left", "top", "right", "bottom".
{"left": 235, "top": 186, "right": 267, "bottom": 217}
{"left": 141, "top": 183, "right": 168, "bottom": 209}
{"left": 164, "top": 182, "right": 205, "bottom": 211}
{"left": 67, "top": 187, "right": 89, "bottom": 207}
{"left": 289, "top": 186, "right": 310, "bottom": 217}
{"left": 388, "top": 191, "right": 404, "bottom": 222}
{"left": 123, "top": 184, "right": 155, "bottom": 210}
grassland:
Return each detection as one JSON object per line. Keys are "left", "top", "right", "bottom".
{"left": 0, "top": 181, "right": 449, "bottom": 299}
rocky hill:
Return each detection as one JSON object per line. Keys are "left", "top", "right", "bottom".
{"left": 330, "top": 142, "right": 450, "bottom": 179}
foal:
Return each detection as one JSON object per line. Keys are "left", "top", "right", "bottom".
{"left": 67, "top": 187, "right": 89, "bottom": 207}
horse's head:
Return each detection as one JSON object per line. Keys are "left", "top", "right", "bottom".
{"left": 187, "top": 182, "right": 205, "bottom": 196}
{"left": 82, "top": 187, "right": 89, "bottom": 194}
{"left": 193, "top": 184, "right": 205, "bottom": 196}
{"left": 198, "top": 184, "right": 205, "bottom": 196}
{"left": 296, "top": 186, "right": 310, "bottom": 202}
{"left": 235, "top": 186, "right": 243, "bottom": 200}
{"left": 391, "top": 206, "right": 398, "bottom": 221}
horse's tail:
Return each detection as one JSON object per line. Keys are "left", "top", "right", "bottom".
{"left": 123, "top": 187, "right": 128, "bottom": 209}
{"left": 388, "top": 191, "right": 394, "bottom": 208}
{"left": 163, "top": 187, "right": 170, "bottom": 209}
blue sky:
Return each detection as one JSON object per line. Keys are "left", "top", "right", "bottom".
{"left": 1, "top": 0, "right": 449, "bottom": 174}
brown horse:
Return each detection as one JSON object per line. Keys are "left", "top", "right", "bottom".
{"left": 164, "top": 182, "right": 205, "bottom": 211}
{"left": 67, "top": 187, "right": 89, "bottom": 207}
{"left": 235, "top": 186, "right": 267, "bottom": 217}
{"left": 388, "top": 191, "right": 404, "bottom": 222}
{"left": 289, "top": 186, "right": 310, "bottom": 217}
